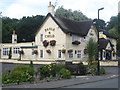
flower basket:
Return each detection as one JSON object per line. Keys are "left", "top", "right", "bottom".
{"left": 19, "top": 49, "right": 24, "bottom": 55}
{"left": 46, "top": 49, "right": 51, "bottom": 53}
{"left": 68, "top": 49, "right": 73, "bottom": 53}
{"left": 112, "top": 51, "right": 117, "bottom": 56}
{"left": 50, "top": 40, "right": 56, "bottom": 46}
{"left": 43, "top": 40, "right": 49, "bottom": 47}
{"left": 62, "top": 49, "right": 66, "bottom": 53}
{"left": 72, "top": 41, "right": 80, "bottom": 45}
{"left": 34, "top": 50, "right": 38, "bottom": 55}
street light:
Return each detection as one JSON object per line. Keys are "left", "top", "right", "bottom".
{"left": 97, "top": 7, "right": 104, "bottom": 75}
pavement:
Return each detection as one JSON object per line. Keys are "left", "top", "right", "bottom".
{"left": 2, "top": 67, "right": 119, "bottom": 88}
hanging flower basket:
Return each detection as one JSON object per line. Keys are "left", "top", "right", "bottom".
{"left": 68, "top": 49, "right": 73, "bottom": 53}
{"left": 19, "top": 49, "right": 24, "bottom": 55}
{"left": 112, "top": 51, "right": 117, "bottom": 55}
{"left": 34, "top": 50, "right": 38, "bottom": 55}
{"left": 43, "top": 40, "right": 49, "bottom": 47}
{"left": 50, "top": 40, "right": 56, "bottom": 46}
{"left": 46, "top": 49, "right": 51, "bottom": 53}
{"left": 62, "top": 48, "right": 66, "bottom": 53}
{"left": 72, "top": 41, "right": 80, "bottom": 45}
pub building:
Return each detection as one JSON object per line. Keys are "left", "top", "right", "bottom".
{"left": 0, "top": 2, "right": 117, "bottom": 63}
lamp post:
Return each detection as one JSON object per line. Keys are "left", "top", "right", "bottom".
{"left": 97, "top": 7, "right": 104, "bottom": 75}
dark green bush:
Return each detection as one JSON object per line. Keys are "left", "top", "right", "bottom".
{"left": 59, "top": 68, "right": 71, "bottom": 79}
{"left": 79, "top": 62, "right": 87, "bottom": 75}
{"left": 100, "top": 67, "right": 106, "bottom": 74}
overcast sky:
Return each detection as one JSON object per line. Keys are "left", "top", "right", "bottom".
{"left": 0, "top": 0, "right": 119, "bottom": 22}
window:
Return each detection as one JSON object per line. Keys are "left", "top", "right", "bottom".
{"left": 32, "top": 49, "right": 34, "bottom": 55}
{"left": 69, "top": 52, "right": 73, "bottom": 58}
{"left": 40, "top": 34, "right": 43, "bottom": 42}
{"left": 58, "top": 50, "right": 62, "bottom": 58}
{"left": 13, "top": 48, "right": 19, "bottom": 54}
{"left": 3, "top": 48, "right": 8, "bottom": 56}
{"left": 40, "top": 50, "right": 43, "bottom": 58}
{"left": 72, "top": 35, "right": 79, "bottom": 41}
{"left": 77, "top": 50, "right": 81, "bottom": 58}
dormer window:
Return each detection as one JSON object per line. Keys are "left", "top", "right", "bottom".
{"left": 72, "top": 35, "right": 79, "bottom": 41}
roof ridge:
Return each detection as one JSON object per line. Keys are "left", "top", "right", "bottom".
{"left": 55, "top": 14, "right": 92, "bottom": 23}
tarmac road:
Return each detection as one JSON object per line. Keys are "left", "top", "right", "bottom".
{"left": 63, "top": 77, "right": 118, "bottom": 88}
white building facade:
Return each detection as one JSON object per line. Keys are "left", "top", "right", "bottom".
{"left": 0, "top": 2, "right": 117, "bottom": 63}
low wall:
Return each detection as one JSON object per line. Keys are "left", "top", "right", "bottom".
{"left": 100, "top": 61, "right": 118, "bottom": 66}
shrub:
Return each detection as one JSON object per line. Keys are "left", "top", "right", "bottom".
{"left": 100, "top": 67, "right": 106, "bottom": 74}
{"left": 2, "top": 64, "right": 35, "bottom": 84}
{"left": 79, "top": 62, "right": 87, "bottom": 75}
{"left": 59, "top": 68, "right": 71, "bottom": 79}
{"left": 87, "top": 64, "right": 97, "bottom": 75}
{"left": 38, "top": 64, "right": 66, "bottom": 79}
{"left": 38, "top": 65, "right": 51, "bottom": 79}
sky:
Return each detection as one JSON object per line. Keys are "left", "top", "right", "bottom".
{"left": 0, "top": 0, "right": 119, "bottom": 22}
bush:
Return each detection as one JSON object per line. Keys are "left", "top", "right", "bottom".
{"left": 100, "top": 67, "right": 106, "bottom": 74}
{"left": 87, "top": 64, "right": 97, "bottom": 75}
{"left": 79, "top": 62, "right": 87, "bottom": 75}
{"left": 59, "top": 68, "right": 71, "bottom": 79}
{"left": 38, "top": 63, "right": 65, "bottom": 79}
{"left": 2, "top": 64, "right": 34, "bottom": 84}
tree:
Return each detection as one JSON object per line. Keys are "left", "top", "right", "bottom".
{"left": 93, "top": 19, "right": 106, "bottom": 30}
{"left": 55, "top": 6, "right": 89, "bottom": 21}
{"left": 86, "top": 38, "right": 98, "bottom": 65}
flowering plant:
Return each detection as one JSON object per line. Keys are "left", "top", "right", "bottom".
{"left": 46, "top": 49, "right": 51, "bottom": 53}
{"left": 43, "top": 40, "right": 49, "bottom": 47}
{"left": 62, "top": 48, "right": 66, "bottom": 53}
{"left": 68, "top": 49, "right": 73, "bottom": 53}
{"left": 34, "top": 50, "right": 38, "bottom": 55}
{"left": 50, "top": 40, "right": 56, "bottom": 46}
{"left": 112, "top": 51, "right": 117, "bottom": 56}
{"left": 72, "top": 41, "right": 80, "bottom": 45}
{"left": 19, "top": 49, "right": 24, "bottom": 54}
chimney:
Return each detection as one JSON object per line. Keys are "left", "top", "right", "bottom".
{"left": 48, "top": 1, "right": 55, "bottom": 16}
{"left": 12, "top": 30, "right": 17, "bottom": 44}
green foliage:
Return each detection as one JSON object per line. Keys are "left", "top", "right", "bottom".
{"left": 2, "top": 15, "right": 44, "bottom": 43}
{"left": 59, "top": 68, "right": 71, "bottom": 79}
{"left": 87, "top": 64, "right": 98, "bottom": 75}
{"left": 55, "top": 6, "right": 89, "bottom": 21}
{"left": 93, "top": 19, "right": 106, "bottom": 29}
{"left": 79, "top": 62, "right": 87, "bottom": 75}
{"left": 86, "top": 38, "right": 98, "bottom": 65}
{"left": 100, "top": 67, "right": 106, "bottom": 74}
{"left": 38, "top": 63, "right": 70, "bottom": 79}
{"left": 2, "top": 64, "right": 34, "bottom": 84}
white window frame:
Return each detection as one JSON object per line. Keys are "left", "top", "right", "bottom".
{"left": 40, "top": 50, "right": 43, "bottom": 58}
{"left": 68, "top": 52, "right": 73, "bottom": 58}
{"left": 58, "top": 50, "right": 62, "bottom": 58}
{"left": 3, "top": 48, "right": 8, "bottom": 56}
{"left": 13, "top": 48, "right": 19, "bottom": 54}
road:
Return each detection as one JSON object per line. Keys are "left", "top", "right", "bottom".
{"left": 63, "top": 77, "right": 118, "bottom": 88}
